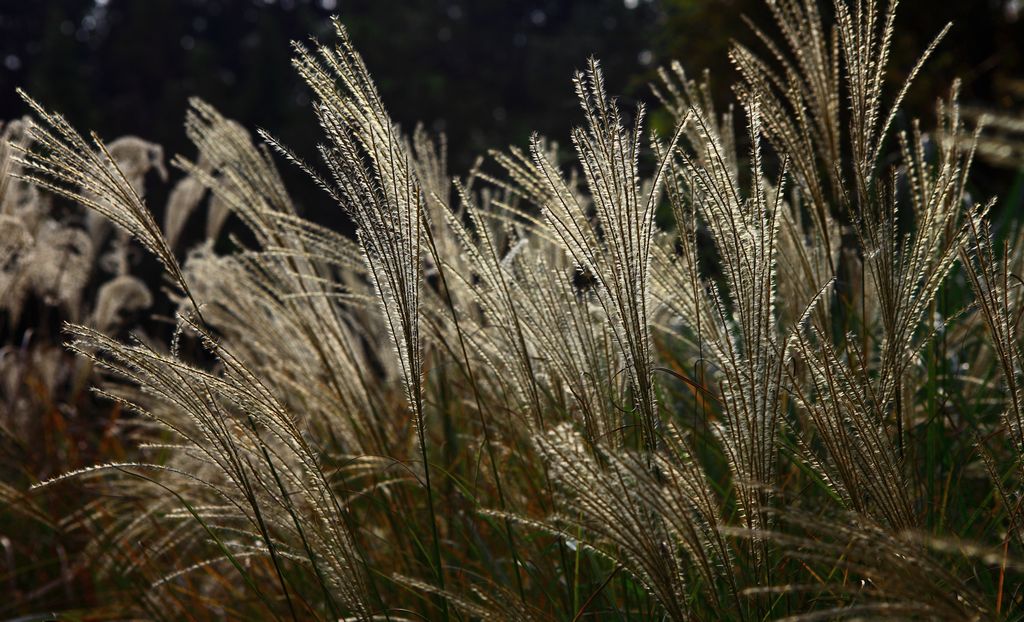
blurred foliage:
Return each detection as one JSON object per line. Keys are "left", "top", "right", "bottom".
{"left": 2, "top": 0, "right": 1021, "bottom": 214}
{"left": 1, "top": 0, "right": 1024, "bottom": 618}
{"left": 655, "top": 0, "right": 1024, "bottom": 215}
{"left": 0, "top": 0, "right": 660, "bottom": 218}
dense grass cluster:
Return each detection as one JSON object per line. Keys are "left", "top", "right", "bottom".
{"left": 4, "top": 0, "right": 1024, "bottom": 619}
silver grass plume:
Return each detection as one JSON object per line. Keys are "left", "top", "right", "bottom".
{"left": 289, "top": 20, "right": 426, "bottom": 438}
{"left": 50, "top": 317, "right": 375, "bottom": 619}
{"left": 529, "top": 58, "right": 687, "bottom": 451}
{"left": 785, "top": 86, "right": 986, "bottom": 531}
{"left": 89, "top": 274, "right": 153, "bottom": 333}
{"left": 962, "top": 216, "right": 1024, "bottom": 457}
{"left": 173, "top": 99, "right": 389, "bottom": 456}
{"left": 286, "top": 18, "right": 450, "bottom": 612}
{"left": 659, "top": 93, "right": 799, "bottom": 548}
{"left": 438, "top": 183, "right": 548, "bottom": 427}
{"left": 961, "top": 211, "right": 1024, "bottom": 549}
{"left": 731, "top": 0, "right": 950, "bottom": 256}
{"left": 727, "top": 0, "right": 975, "bottom": 533}
{"left": 521, "top": 422, "right": 736, "bottom": 621}
{"left": 12, "top": 92, "right": 201, "bottom": 317}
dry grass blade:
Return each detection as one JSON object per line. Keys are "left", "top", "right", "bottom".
{"left": 528, "top": 58, "right": 687, "bottom": 451}
{"left": 12, "top": 91, "right": 201, "bottom": 317}
{"left": 7, "top": 0, "right": 1023, "bottom": 619}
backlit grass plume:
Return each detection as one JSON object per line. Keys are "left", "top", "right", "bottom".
{"left": 6, "top": 0, "right": 1024, "bottom": 620}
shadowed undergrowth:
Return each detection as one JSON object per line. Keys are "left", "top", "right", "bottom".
{"left": 4, "top": 0, "right": 1024, "bottom": 619}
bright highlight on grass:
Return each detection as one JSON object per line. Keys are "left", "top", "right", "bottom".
{"left": 4, "top": 0, "right": 1024, "bottom": 619}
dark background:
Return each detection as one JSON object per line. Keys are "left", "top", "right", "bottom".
{"left": 1, "top": 0, "right": 1022, "bottom": 216}
{"left": 0, "top": 2, "right": 1022, "bottom": 615}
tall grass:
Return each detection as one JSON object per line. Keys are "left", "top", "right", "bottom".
{"left": 4, "top": 0, "right": 1024, "bottom": 619}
